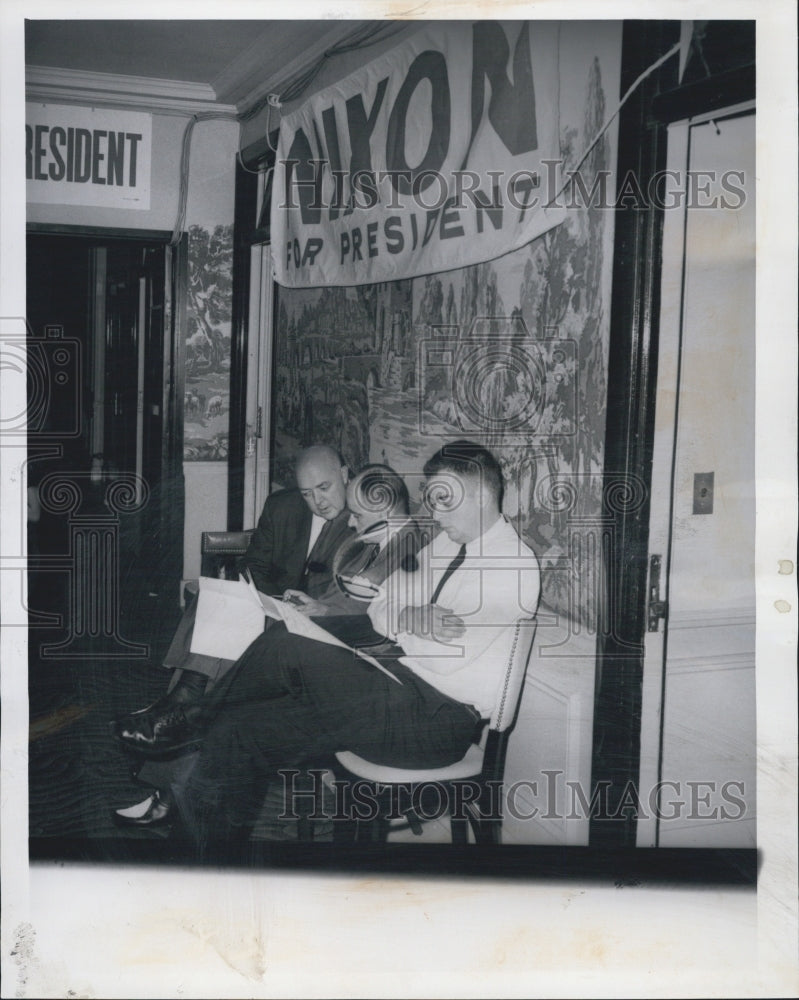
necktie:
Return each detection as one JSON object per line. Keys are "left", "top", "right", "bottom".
{"left": 359, "top": 541, "right": 382, "bottom": 573}
{"left": 309, "top": 517, "right": 333, "bottom": 560}
{"left": 339, "top": 539, "right": 381, "bottom": 577}
{"left": 337, "top": 520, "right": 387, "bottom": 579}
{"left": 431, "top": 544, "right": 466, "bottom": 603}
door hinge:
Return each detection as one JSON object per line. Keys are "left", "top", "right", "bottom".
{"left": 647, "top": 553, "right": 668, "bottom": 632}
{"left": 255, "top": 405, "right": 263, "bottom": 438}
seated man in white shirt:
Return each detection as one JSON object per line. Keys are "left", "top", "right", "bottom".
{"left": 155, "top": 440, "right": 541, "bottom": 854}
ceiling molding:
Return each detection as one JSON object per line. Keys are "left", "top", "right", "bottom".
{"left": 26, "top": 65, "right": 238, "bottom": 116}
{"left": 216, "top": 21, "right": 367, "bottom": 114}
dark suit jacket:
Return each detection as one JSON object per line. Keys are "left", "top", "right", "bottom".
{"left": 358, "top": 518, "right": 426, "bottom": 587}
{"left": 319, "top": 519, "right": 425, "bottom": 649}
{"left": 241, "top": 489, "right": 352, "bottom": 598}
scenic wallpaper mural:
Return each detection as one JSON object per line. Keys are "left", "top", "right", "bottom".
{"left": 184, "top": 223, "right": 233, "bottom": 462}
{"left": 271, "top": 53, "right": 618, "bottom": 629}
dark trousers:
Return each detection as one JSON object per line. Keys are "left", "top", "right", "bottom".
{"left": 172, "top": 624, "right": 479, "bottom": 851}
{"left": 162, "top": 595, "right": 235, "bottom": 689}
{"left": 162, "top": 601, "right": 390, "bottom": 690}
{"left": 138, "top": 610, "right": 397, "bottom": 795}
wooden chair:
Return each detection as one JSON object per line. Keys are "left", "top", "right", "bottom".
{"left": 191, "top": 535, "right": 537, "bottom": 845}
{"left": 181, "top": 530, "right": 254, "bottom": 606}
{"left": 332, "top": 618, "right": 538, "bottom": 846}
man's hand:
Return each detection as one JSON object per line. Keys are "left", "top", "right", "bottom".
{"left": 282, "top": 590, "right": 328, "bottom": 617}
{"left": 398, "top": 603, "right": 466, "bottom": 643}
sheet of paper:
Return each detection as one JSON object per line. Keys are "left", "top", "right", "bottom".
{"left": 189, "top": 575, "right": 266, "bottom": 660}
{"left": 244, "top": 575, "right": 402, "bottom": 683}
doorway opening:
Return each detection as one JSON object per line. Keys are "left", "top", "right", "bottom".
{"left": 26, "top": 227, "right": 186, "bottom": 659}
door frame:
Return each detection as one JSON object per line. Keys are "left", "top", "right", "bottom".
{"left": 26, "top": 222, "right": 188, "bottom": 601}
{"left": 589, "top": 22, "right": 755, "bottom": 848}
{"left": 228, "top": 140, "right": 276, "bottom": 530}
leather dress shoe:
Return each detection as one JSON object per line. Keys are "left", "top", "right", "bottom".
{"left": 111, "top": 790, "right": 173, "bottom": 831}
{"left": 109, "top": 687, "right": 189, "bottom": 735}
{"left": 112, "top": 703, "right": 203, "bottom": 756}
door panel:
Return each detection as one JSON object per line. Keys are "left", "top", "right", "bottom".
{"left": 638, "top": 109, "right": 756, "bottom": 847}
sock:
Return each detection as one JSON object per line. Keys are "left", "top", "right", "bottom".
{"left": 169, "top": 669, "right": 208, "bottom": 703}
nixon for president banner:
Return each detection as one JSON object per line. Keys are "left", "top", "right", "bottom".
{"left": 272, "top": 21, "right": 564, "bottom": 288}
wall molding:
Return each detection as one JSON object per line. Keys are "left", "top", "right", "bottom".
{"left": 668, "top": 605, "right": 756, "bottom": 630}
{"left": 666, "top": 605, "right": 756, "bottom": 673}
{"left": 667, "top": 651, "right": 755, "bottom": 675}
{"left": 26, "top": 65, "right": 238, "bottom": 116}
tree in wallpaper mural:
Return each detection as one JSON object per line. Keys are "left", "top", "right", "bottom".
{"left": 184, "top": 223, "right": 233, "bottom": 461}
{"left": 512, "top": 56, "right": 610, "bottom": 628}
{"left": 271, "top": 284, "right": 382, "bottom": 484}
{"left": 272, "top": 57, "right": 613, "bottom": 628}
{"left": 409, "top": 57, "right": 611, "bottom": 629}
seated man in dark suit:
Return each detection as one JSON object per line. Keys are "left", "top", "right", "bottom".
{"left": 112, "top": 461, "right": 423, "bottom": 828}
{"left": 139, "top": 441, "right": 540, "bottom": 854}
{"left": 110, "top": 443, "right": 354, "bottom": 748}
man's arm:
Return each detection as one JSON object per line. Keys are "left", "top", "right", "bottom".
{"left": 241, "top": 492, "right": 309, "bottom": 595}
{"left": 397, "top": 603, "right": 465, "bottom": 642}
{"left": 367, "top": 541, "right": 430, "bottom": 643}
{"left": 240, "top": 498, "right": 278, "bottom": 594}
{"left": 369, "top": 548, "right": 540, "bottom": 675}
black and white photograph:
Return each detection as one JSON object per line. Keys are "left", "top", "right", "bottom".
{"left": 1, "top": 2, "right": 796, "bottom": 997}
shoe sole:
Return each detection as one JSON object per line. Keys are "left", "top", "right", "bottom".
{"left": 115, "top": 736, "right": 203, "bottom": 758}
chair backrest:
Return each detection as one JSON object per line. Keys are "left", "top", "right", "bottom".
{"left": 480, "top": 617, "right": 537, "bottom": 789}
{"left": 489, "top": 618, "right": 538, "bottom": 733}
{"left": 200, "top": 529, "right": 254, "bottom": 579}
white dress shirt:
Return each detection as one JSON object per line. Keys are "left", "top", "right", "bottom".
{"left": 368, "top": 515, "right": 540, "bottom": 717}
{"left": 305, "top": 514, "right": 327, "bottom": 556}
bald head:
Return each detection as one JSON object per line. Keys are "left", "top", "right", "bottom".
{"left": 295, "top": 445, "right": 349, "bottom": 520}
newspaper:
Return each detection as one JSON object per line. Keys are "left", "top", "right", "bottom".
{"left": 189, "top": 572, "right": 402, "bottom": 683}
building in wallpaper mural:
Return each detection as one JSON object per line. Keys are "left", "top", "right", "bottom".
{"left": 272, "top": 53, "right": 617, "bottom": 630}
{"left": 184, "top": 223, "right": 233, "bottom": 461}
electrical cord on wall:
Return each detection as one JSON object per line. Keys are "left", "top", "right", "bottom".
{"left": 169, "top": 109, "right": 239, "bottom": 246}
{"left": 546, "top": 40, "right": 681, "bottom": 208}
{"left": 238, "top": 21, "right": 407, "bottom": 123}
{"left": 170, "top": 21, "right": 409, "bottom": 239}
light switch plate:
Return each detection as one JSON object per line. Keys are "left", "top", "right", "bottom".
{"left": 693, "top": 472, "right": 714, "bottom": 514}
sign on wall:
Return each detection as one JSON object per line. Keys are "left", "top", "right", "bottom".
{"left": 272, "top": 21, "right": 564, "bottom": 288}
{"left": 26, "top": 103, "right": 152, "bottom": 210}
